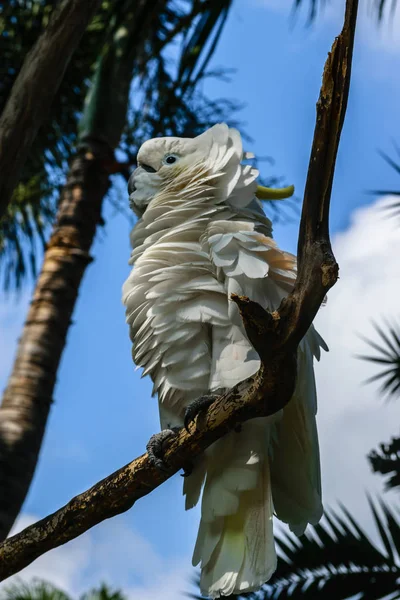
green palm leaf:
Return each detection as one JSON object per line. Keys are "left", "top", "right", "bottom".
{"left": 0, "top": 581, "right": 126, "bottom": 600}
{"left": 292, "top": 0, "right": 329, "bottom": 22}
{"left": 375, "top": 0, "right": 399, "bottom": 21}
{"left": 292, "top": 0, "right": 398, "bottom": 21}
{"left": 0, "top": 0, "right": 239, "bottom": 289}
{"left": 177, "top": 0, "right": 232, "bottom": 93}
{"left": 0, "top": 580, "right": 71, "bottom": 600}
{"left": 369, "top": 436, "right": 400, "bottom": 490}
{"left": 369, "top": 146, "right": 400, "bottom": 218}
{"left": 0, "top": 0, "right": 117, "bottom": 288}
{"left": 80, "top": 584, "right": 126, "bottom": 600}
{"left": 357, "top": 320, "right": 400, "bottom": 400}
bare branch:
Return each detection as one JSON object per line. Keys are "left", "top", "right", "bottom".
{"left": 0, "top": 0, "right": 102, "bottom": 220}
{"left": 0, "top": 363, "right": 295, "bottom": 581}
{"left": 0, "top": 0, "right": 358, "bottom": 582}
{"left": 276, "top": 0, "right": 358, "bottom": 349}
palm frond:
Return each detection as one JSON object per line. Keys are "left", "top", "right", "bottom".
{"left": 0, "top": 0, "right": 240, "bottom": 289}
{"left": 80, "top": 584, "right": 127, "bottom": 600}
{"left": 0, "top": 580, "right": 72, "bottom": 600}
{"left": 177, "top": 0, "right": 232, "bottom": 93}
{"left": 368, "top": 146, "right": 400, "bottom": 218}
{"left": 1, "top": 0, "right": 293, "bottom": 288}
{"left": 292, "top": 0, "right": 399, "bottom": 22}
{"left": 374, "top": 0, "right": 399, "bottom": 21}
{"left": 369, "top": 435, "right": 400, "bottom": 490}
{"left": 291, "top": 0, "right": 329, "bottom": 23}
{"left": 119, "top": 0, "right": 242, "bottom": 158}
{"left": 0, "top": 175, "right": 56, "bottom": 291}
{"left": 0, "top": 0, "right": 116, "bottom": 288}
{"left": 190, "top": 502, "right": 400, "bottom": 599}
{"left": 377, "top": 149, "right": 400, "bottom": 177}
{"left": 357, "top": 319, "right": 400, "bottom": 400}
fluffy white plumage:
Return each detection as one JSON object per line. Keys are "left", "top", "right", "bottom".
{"left": 122, "top": 124, "right": 327, "bottom": 598}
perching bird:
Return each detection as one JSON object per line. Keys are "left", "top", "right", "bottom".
{"left": 122, "top": 123, "right": 327, "bottom": 598}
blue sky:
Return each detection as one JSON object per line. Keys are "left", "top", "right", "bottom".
{"left": 1, "top": 0, "right": 400, "bottom": 597}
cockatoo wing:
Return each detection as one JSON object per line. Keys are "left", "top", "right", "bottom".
{"left": 204, "top": 216, "right": 326, "bottom": 525}
{"left": 269, "top": 334, "right": 324, "bottom": 536}
{"left": 123, "top": 209, "right": 230, "bottom": 430}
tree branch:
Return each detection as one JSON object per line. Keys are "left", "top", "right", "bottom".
{"left": 276, "top": 0, "right": 357, "bottom": 350}
{"left": 0, "top": 0, "right": 358, "bottom": 582}
{"left": 0, "top": 0, "right": 102, "bottom": 220}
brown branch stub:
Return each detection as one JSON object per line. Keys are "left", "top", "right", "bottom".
{"left": 0, "top": 0, "right": 358, "bottom": 582}
{"left": 230, "top": 294, "right": 278, "bottom": 360}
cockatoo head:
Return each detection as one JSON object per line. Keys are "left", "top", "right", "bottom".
{"left": 128, "top": 123, "right": 294, "bottom": 215}
{"left": 128, "top": 134, "right": 207, "bottom": 214}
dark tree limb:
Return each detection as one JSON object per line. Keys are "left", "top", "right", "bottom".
{"left": 0, "top": 139, "right": 112, "bottom": 542}
{"left": 276, "top": 0, "right": 357, "bottom": 350}
{"left": 0, "top": 0, "right": 358, "bottom": 582}
{"left": 0, "top": 0, "right": 102, "bottom": 219}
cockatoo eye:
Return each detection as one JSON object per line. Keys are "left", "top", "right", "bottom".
{"left": 162, "top": 154, "right": 179, "bottom": 166}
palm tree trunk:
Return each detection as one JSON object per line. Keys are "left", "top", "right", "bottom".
{"left": 0, "top": 138, "right": 112, "bottom": 539}
{"left": 0, "top": 0, "right": 170, "bottom": 541}
{"left": 0, "top": 0, "right": 102, "bottom": 219}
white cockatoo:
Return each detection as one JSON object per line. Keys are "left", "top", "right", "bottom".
{"left": 122, "top": 123, "right": 327, "bottom": 598}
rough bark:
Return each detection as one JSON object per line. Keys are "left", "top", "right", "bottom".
{"left": 276, "top": 0, "right": 357, "bottom": 351}
{"left": 0, "top": 139, "right": 112, "bottom": 540}
{"left": 0, "top": 0, "right": 358, "bottom": 579}
{"left": 0, "top": 0, "right": 102, "bottom": 219}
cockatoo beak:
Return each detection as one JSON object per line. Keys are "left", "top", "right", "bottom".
{"left": 255, "top": 184, "right": 295, "bottom": 200}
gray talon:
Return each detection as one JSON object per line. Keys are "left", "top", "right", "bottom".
{"left": 180, "top": 463, "right": 194, "bottom": 478}
{"left": 146, "top": 427, "right": 180, "bottom": 471}
{"left": 184, "top": 388, "right": 225, "bottom": 432}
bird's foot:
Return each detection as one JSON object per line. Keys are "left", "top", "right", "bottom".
{"left": 180, "top": 463, "right": 193, "bottom": 478}
{"left": 146, "top": 427, "right": 193, "bottom": 476}
{"left": 146, "top": 427, "right": 180, "bottom": 472}
{"left": 184, "top": 388, "right": 225, "bottom": 433}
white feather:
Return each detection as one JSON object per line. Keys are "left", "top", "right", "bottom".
{"left": 122, "top": 123, "right": 327, "bottom": 598}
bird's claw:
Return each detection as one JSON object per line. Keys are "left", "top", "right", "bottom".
{"left": 180, "top": 463, "right": 193, "bottom": 478}
{"left": 146, "top": 427, "right": 180, "bottom": 472}
{"left": 184, "top": 389, "right": 225, "bottom": 433}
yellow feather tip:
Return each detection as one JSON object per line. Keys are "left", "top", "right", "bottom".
{"left": 255, "top": 184, "right": 295, "bottom": 200}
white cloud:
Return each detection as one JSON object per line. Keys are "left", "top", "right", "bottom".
{"left": 50, "top": 441, "right": 91, "bottom": 465}
{"left": 314, "top": 196, "right": 400, "bottom": 533}
{"left": 126, "top": 566, "right": 190, "bottom": 600}
{"left": 1, "top": 514, "right": 191, "bottom": 600}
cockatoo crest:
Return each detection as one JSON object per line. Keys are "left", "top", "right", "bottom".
{"left": 128, "top": 123, "right": 259, "bottom": 215}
